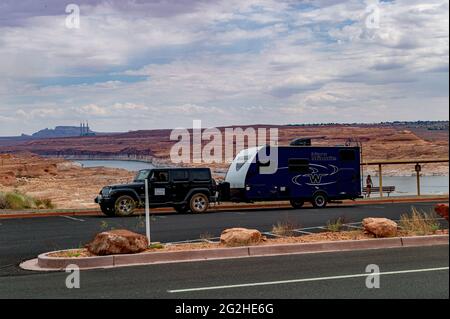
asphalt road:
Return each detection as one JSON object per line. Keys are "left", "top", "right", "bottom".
{"left": 0, "top": 246, "right": 448, "bottom": 298}
{"left": 0, "top": 201, "right": 447, "bottom": 278}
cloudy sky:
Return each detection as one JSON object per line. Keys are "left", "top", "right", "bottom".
{"left": 0, "top": 0, "right": 448, "bottom": 135}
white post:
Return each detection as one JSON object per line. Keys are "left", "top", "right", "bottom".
{"left": 145, "top": 178, "right": 151, "bottom": 243}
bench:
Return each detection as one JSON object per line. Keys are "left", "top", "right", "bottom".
{"left": 363, "top": 186, "right": 396, "bottom": 197}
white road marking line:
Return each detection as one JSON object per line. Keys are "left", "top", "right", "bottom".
{"left": 292, "top": 230, "right": 314, "bottom": 235}
{"left": 342, "top": 224, "right": 363, "bottom": 229}
{"left": 60, "top": 215, "right": 85, "bottom": 222}
{"left": 262, "top": 232, "right": 285, "bottom": 238}
{"left": 168, "top": 267, "right": 449, "bottom": 293}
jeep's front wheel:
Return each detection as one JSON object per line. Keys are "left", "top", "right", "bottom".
{"left": 114, "top": 195, "right": 136, "bottom": 216}
{"left": 189, "top": 193, "right": 209, "bottom": 213}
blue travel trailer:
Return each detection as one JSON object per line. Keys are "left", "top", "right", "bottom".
{"left": 223, "top": 144, "right": 362, "bottom": 208}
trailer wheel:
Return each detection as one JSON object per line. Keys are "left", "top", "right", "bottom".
{"left": 290, "top": 199, "right": 304, "bottom": 209}
{"left": 312, "top": 192, "right": 327, "bottom": 208}
{"left": 189, "top": 193, "right": 209, "bottom": 213}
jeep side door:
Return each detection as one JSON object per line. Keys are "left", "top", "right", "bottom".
{"left": 148, "top": 170, "right": 171, "bottom": 204}
{"left": 169, "top": 170, "right": 190, "bottom": 203}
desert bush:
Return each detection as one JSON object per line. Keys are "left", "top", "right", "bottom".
{"left": 149, "top": 242, "right": 164, "bottom": 249}
{"left": 35, "top": 197, "right": 55, "bottom": 209}
{"left": 272, "top": 220, "right": 299, "bottom": 237}
{"left": 326, "top": 217, "right": 344, "bottom": 232}
{"left": 200, "top": 232, "right": 215, "bottom": 241}
{"left": 4, "top": 191, "right": 34, "bottom": 209}
{"left": 399, "top": 207, "right": 440, "bottom": 235}
{"left": 0, "top": 191, "right": 54, "bottom": 210}
{"left": 0, "top": 193, "right": 7, "bottom": 209}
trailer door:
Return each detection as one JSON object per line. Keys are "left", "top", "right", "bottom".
{"left": 337, "top": 168, "right": 359, "bottom": 197}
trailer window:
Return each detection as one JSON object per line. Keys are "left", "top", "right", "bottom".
{"left": 288, "top": 158, "right": 310, "bottom": 173}
{"left": 236, "top": 154, "right": 250, "bottom": 171}
{"left": 339, "top": 150, "right": 356, "bottom": 161}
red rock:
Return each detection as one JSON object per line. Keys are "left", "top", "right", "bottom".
{"left": 220, "top": 228, "right": 263, "bottom": 247}
{"left": 86, "top": 229, "right": 149, "bottom": 256}
{"left": 434, "top": 203, "right": 449, "bottom": 221}
{"left": 0, "top": 171, "right": 16, "bottom": 186}
{"left": 362, "top": 218, "right": 398, "bottom": 238}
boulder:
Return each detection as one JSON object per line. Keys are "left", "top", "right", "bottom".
{"left": 434, "top": 203, "right": 449, "bottom": 221}
{"left": 220, "top": 228, "right": 263, "bottom": 247}
{"left": 86, "top": 229, "right": 149, "bottom": 255}
{"left": 362, "top": 218, "right": 398, "bottom": 238}
{"left": 0, "top": 171, "right": 16, "bottom": 186}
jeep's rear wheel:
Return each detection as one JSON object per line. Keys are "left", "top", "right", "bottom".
{"left": 189, "top": 193, "right": 209, "bottom": 213}
{"left": 114, "top": 195, "right": 136, "bottom": 216}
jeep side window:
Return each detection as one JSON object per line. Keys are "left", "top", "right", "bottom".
{"left": 134, "top": 169, "right": 151, "bottom": 182}
{"left": 151, "top": 171, "right": 169, "bottom": 182}
{"left": 190, "top": 170, "right": 210, "bottom": 181}
{"left": 171, "top": 170, "right": 189, "bottom": 181}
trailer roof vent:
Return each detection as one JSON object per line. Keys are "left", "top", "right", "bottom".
{"left": 290, "top": 138, "right": 311, "bottom": 146}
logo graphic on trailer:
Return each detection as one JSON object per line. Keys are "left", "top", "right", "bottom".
{"left": 291, "top": 164, "right": 339, "bottom": 186}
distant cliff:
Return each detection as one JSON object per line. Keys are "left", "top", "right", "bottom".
{"left": 31, "top": 126, "right": 96, "bottom": 138}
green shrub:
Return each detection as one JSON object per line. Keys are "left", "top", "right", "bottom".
{"left": 35, "top": 197, "right": 55, "bottom": 209}
{"left": 4, "top": 192, "right": 33, "bottom": 209}
{"left": 149, "top": 242, "right": 164, "bottom": 249}
{"left": 272, "top": 220, "right": 299, "bottom": 237}
{"left": 0, "top": 191, "right": 55, "bottom": 210}
{"left": 326, "top": 217, "right": 343, "bottom": 232}
{"left": 0, "top": 193, "right": 7, "bottom": 209}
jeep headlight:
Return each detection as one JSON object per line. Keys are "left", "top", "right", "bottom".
{"left": 101, "top": 187, "right": 112, "bottom": 197}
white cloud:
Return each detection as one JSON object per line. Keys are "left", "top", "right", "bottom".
{"left": 75, "top": 104, "right": 108, "bottom": 116}
{"left": 0, "top": 0, "right": 448, "bottom": 135}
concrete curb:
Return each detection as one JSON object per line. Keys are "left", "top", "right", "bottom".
{"left": 21, "top": 234, "right": 449, "bottom": 272}
{"left": 2, "top": 196, "right": 449, "bottom": 219}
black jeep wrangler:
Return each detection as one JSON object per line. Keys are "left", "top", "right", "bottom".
{"left": 95, "top": 168, "right": 218, "bottom": 216}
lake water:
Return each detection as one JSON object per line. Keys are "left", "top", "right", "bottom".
{"left": 76, "top": 160, "right": 154, "bottom": 171}
{"left": 75, "top": 160, "right": 448, "bottom": 196}
{"left": 363, "top": 175, "right": 448, "bottom": 196}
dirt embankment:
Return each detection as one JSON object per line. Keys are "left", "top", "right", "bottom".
{"left": 1, "top": 124, "right": 448, "bottom": 161}
{"left": 0, "top": 153, "right": 134, "bottom": 209}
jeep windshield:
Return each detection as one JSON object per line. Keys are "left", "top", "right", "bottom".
{"left": 134, "top": 169, "right": 152, "bottom": 182}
